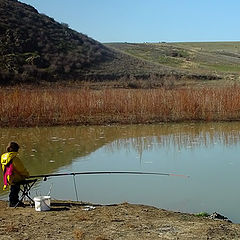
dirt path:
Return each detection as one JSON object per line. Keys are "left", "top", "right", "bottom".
{"left": 0, "top": 200, "right": 240, "bottom": 240}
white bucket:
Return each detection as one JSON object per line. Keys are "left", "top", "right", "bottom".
{"left": 33, "top": 196, "right": 51, "bottom": 211}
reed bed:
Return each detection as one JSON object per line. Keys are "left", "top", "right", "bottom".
{"left": 0, "top": 86, "right": 240, "bottom": 127}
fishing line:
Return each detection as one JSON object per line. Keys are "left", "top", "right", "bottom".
{"left": 72, "top": 174, "right": 79, "bottom": 201}
{"left": 47, "top": 183, "right": 53, "bottom": 196}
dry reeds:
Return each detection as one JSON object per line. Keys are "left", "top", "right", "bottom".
{"left": 0, "top": 86, "right": 240, "bottom": 127}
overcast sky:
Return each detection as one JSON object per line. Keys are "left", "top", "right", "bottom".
{"left": 20, "top": 0, "right": 240, "bottom": 43}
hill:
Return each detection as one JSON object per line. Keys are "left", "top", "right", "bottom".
{"left": 0, "top": 0, "right": 114, "bottom": 84}
{"left": 0, "top": 0, "right": 220, "bottom": 86}
{"left": 106, "top": 42, "right": 240, "bottom": 82}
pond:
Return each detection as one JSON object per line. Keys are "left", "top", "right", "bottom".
{"left": 0, "top": 122, "right": 240, "bottom": 222}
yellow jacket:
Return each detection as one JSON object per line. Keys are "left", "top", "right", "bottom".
{"left": 1, "top": 152, "right": 29, "bottom": 184}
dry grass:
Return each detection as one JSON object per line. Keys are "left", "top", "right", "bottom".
{"left": 95, "top": 237, "right": 109, "bottom": 240}
{"left": 5, "top": 222, "right": 19, "bottom": 232}
{"left": 1, "top": 85, "right": 240, "bottom": 127}
{"left": 73, "top": 229, "right": 85, "bottom": 240}
{"left": 74, "top": 213, "right": 91, "bottom": 222}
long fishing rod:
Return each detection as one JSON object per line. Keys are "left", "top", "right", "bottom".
{"left": 29, "top": 171, "right": 189, "bottom": 179}
{"left": 28, "top": 171, "right": 189, "bottom": 202}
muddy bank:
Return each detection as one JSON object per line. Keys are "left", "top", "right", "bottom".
{"left": 0, "top": 200, "right": 240, "bottom": 240}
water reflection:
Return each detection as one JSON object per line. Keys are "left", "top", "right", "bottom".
{"left": 0, "top": 122, "right": 240, "bottom": 222}
{"left": 0, "top": 123, "right": 239, "bottom": 176}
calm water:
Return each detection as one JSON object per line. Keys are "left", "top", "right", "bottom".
{"left": 1, "top": 123, "right": 240, "bottom": 222}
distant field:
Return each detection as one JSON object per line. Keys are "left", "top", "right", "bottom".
{"left": 106, "top": 42, "right": 240, "bottom": 82}
{"left": 172, "top": 41, "right": 240, "bottom": 52}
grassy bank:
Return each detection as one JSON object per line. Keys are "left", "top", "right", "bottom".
{"left": 1, "top": 86, "right": 240, "bottom": 127}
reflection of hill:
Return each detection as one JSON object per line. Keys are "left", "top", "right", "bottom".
{"left": 1, "top": 122, "right": 240, "bottom": 195}
{"left": 0, "top": 126, "right": 114, "bottom": 176}
{"left": 0, "top": 125, "right": 116, "bottom": 196}
{"left": 0, "top": 123, "right": 239, "bottom": 171}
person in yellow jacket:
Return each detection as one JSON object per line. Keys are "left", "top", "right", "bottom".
{"left": 1, "top": 142, "right": 29, "bottom": 207}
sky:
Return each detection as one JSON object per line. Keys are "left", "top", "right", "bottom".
{"left": 20, "top": 0, "right": 240, "bottom": 43}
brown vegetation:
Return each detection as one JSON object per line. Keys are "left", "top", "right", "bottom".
{"left": 0, "top": 85, "right": 240, "bottom": 127}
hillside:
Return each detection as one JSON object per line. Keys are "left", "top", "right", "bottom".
{"left": 0, "top": 0, "right": 115, "bottom": 84}
{"left": 0, "top": 0, "right": 220, "bottom": 86}
{"left": 106, "top": 42, "right": 240, "bottom": 82}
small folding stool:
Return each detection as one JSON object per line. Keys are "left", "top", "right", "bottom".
{"left": 15, "top": 179, "right": 38, "bottom": 207}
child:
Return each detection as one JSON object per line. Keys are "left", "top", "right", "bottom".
{"left": 1, "top": 142, "right": 29, "bottom": 207}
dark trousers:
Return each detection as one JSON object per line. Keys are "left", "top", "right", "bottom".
{"left": 9, "top": 183, "right": 20, "bottom": 205}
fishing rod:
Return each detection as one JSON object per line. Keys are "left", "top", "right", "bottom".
{"left": 28, "top": 171, "right": 189, "bottom": 202}
{"left": 29, "top": 171, "right": 189, "bottom": 179}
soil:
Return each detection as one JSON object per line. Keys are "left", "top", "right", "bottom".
{"left": 0, "top": 200, "right": 240, "bottom": 240}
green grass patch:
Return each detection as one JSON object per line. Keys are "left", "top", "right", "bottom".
{"left": 195, "top": 212, "right": 210, "bottom": 217}
{"left": 117, "top": 45, "right": 186, "bottom": 67}
{"left": 202, "top": 63, "right": 240, "bottom": 73}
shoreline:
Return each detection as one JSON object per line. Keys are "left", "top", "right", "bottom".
{"left": 0, "top": 119, "right": 240, "bottom": 129}
{"left": 0, "top": 200, "right": 240, "bottom": 239}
